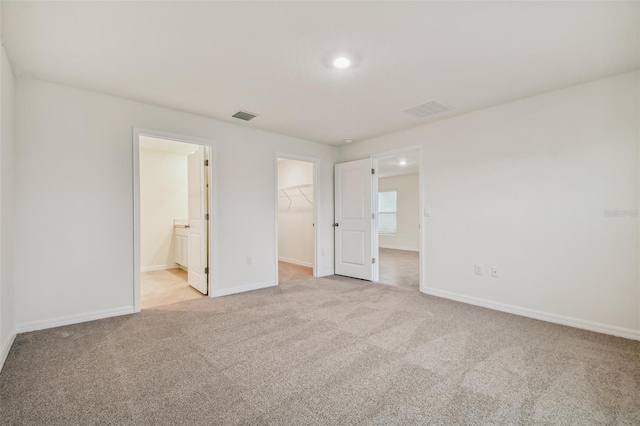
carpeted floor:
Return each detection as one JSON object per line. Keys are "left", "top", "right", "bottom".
{"left": 1, "top": 275, "right": 639, "bottom": 425}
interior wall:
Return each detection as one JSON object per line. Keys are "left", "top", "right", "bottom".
{"left": 13, "top": 77, "right": 339, "bottom": 329}
{"left": 0, "top": 45, "right": 16, "bottom": 364}
{"left": 341, "top": 71, "right": 640, "bottom": 336}
{"left": 140, "top": 148, "right": 188, "bottom": 271}
{"left": 378, "top": 173, "right": 419, "bottom": 252}
{"left": 278, "top": 159, "right": 314, "bottom": 267}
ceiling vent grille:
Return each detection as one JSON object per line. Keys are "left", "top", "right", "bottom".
{"left": 232, "top": 110, "right": 259, "bottom": 121}
{"left": 402, "top": 100, "right": 453, "bottom": 118}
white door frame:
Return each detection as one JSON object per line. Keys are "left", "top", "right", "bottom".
{"left": 371, "top": 145, "right": 425, "bottom": 293}
{"left": 274, "top": 153, "right": 320, "bottom": 283}
{"left": 133, "top": 127, "right": 218, "bottom": 312}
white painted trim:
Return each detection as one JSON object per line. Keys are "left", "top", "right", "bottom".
{"left": 16, "top": 306, "right": 135, "bottom": 334}
{"left": 423, "top": 287, "right": 640, "bottom": 341}
{"left": 0, "top": 332, "right": 16, "bottom": 372}
{"left": 211, "top": 280, "right": 277, "bottom": 297}
{"left": 371, "top": 145, "right": 424, "bottom": 291}
{"left": 133, "top": 128, "right": 218, "bottom": 312}
{"left": 371, "top": 158, "right": 379, "bottom": 281}
{"left": 379, "top": 246, "right": 420, "bottom": 252}
{"left": 278, "top": 257, "right": 313, "bottom": 268}
{"left": 140, "top": 264, "right": 179, "bottom": 273}
{"left": 274, "top": 153, "right": 321, "bottom": 285}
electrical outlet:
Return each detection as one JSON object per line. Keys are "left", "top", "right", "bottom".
{"left": 492, "top": 266, "right": 500, "bottom": 277}
{"left": 474, "top": 264, "right": 483, "bottom": 275}
{"left": 246, "top": 256, "right": 252, "bottom": 265}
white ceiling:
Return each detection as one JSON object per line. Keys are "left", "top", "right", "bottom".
{"left": 140, "top": 136, "right": 199, "bottom": 156}
{"left": 378, "top": 150, "right": 420, "bottom": 179}
{"left": 3, "top": 2, "right": 638, "bottom": 145}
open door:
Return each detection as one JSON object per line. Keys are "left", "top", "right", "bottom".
{"left": 334, "top": 158, "right": 377, "bottom": 280}
{"left": 187, "top": 146, "right": 208, "bottom": 294}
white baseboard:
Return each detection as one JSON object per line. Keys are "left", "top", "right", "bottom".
{"left": 141, "top": 264, "right": 179, "bottom": 273}
{"left": 0, "top": 332, "right": 16, "bottom": 372}
{"left": 278, "top": 257, "right": 313, "bottom": 268}
{"left": 379, "top": 246, "right": 419, "bottom": 252}
{"left": 422, "top": 287, "right": 640, "bottom": 341}
{"left": 317, "top": 269, "right": 335, "bottom": 278}
{"left": 211, "top": 280, "right": 277, "bottom": 297}
{"left": 16, "top": 306, "right": 135, "bottom": 333}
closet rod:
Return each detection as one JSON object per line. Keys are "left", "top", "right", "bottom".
{"left": 278, "top": 184, "right": 313, "bottom": 191}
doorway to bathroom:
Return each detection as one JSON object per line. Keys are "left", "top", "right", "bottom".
{"left": 133, "top": 129, "right": 215, "bottom": 311}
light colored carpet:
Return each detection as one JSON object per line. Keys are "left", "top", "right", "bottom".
{"left": 1, "top": 275, "right": 639, "bottom": 425}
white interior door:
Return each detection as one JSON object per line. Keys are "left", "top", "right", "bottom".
{"left": 187, "top": 146, "right": 208, "bottom": 294}
{"left": 334, "top": 158, "right": 376, "bottom": 280}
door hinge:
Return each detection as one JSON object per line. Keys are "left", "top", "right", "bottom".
{"left": 372, "top": 213, "right": 375, "bottom": 219}
{"left": 205, "top": 213, "right": 209, "bottom": 220}
{"left": 372, "top": 258, "right": 376, "bottom": 264}
{"left": 371, "top": 168, "right": 375, "bottom": 175}
{"left": 204, "top": 159, "right": 209, "bottom": 166}
{"left": 205, "top": 267, "right": 209, "bottom": 274}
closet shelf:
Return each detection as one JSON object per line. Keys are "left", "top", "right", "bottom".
{"left": 279, "top": 184, "right": 313, "bottom": 210}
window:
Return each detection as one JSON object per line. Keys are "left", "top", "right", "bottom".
{"left": 378, "top": 190, "right": 398, "bottom": 234}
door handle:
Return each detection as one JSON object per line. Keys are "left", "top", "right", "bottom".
{"left": 333, "top": 223, "right": 339, "bottom": 227}
{"left": 185, "top": 225, "right": 190, "bottom": 229}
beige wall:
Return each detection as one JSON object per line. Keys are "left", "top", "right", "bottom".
{"left": 13, "top": 77, "right": 339, "bottom": 330}
{"left": 0, "top": 44, "right": 16, "bottom": 366}
{"left": 140, "top": 149, "right": 189, "bottom": 270}
{"left": 341, "top": 71, "right": 640, "bottom": 337}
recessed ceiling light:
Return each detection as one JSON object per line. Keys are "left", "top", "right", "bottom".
{"left": 333, "top": 57, "right": 351, "bottom": 69}
{"left": 344, "top": 138, "right": 353, "bottom": 144}
{"left": 399, "top": 160, "right": 408, "bottom": 166}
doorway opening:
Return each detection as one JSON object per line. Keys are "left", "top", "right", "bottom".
{"left": 276, "top": 155, "right": 318, "bottom": 284}
{"left": 133, "top": 129, "right": 216, "bottom": 311}
{"left": 375, "top": 150, "right": 421, "bottom": 291}
{"left": 333, "top": 147, "right": 423, "bottom": 291}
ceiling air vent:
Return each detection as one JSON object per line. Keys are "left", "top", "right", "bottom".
{"left": 402, "top": 100, "right": 453, "bottom": 118}
{"left": 232, "top": 110, "right": 259, "bottom": 121}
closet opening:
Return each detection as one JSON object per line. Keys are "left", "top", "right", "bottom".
{"left": 276, "top": 155, "right": 318, "bottom": 284}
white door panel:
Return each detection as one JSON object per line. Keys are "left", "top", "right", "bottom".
{"left": 341, "top": 231, "right": 366, "bottom": 265}
{"left": 340, "top": 168, "right": 365, "bottom": 219}
{"left": 182, "top": 237, "right": 189, "bottom": 268}
{"left": 334, "top": 158, "right": 376, "bottom": 280}
{"left": 188, "top": 146, "right": 208, "bottom": 294}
